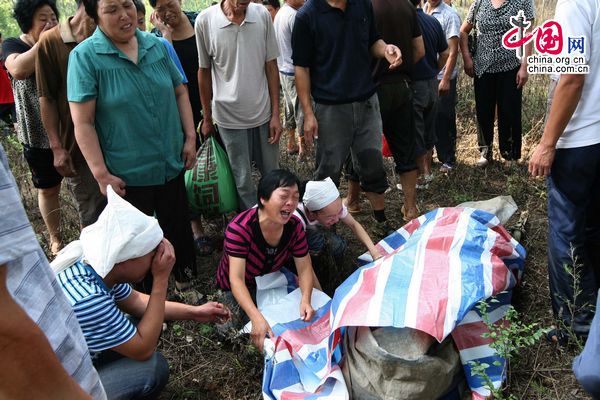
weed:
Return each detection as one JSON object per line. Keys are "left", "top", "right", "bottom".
{"left": 469, "top": 297, "right": 547, "bottom": 399}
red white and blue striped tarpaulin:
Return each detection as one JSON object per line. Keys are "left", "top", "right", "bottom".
{"left": 261, "top": 207, "right": 526, "bottom": 400}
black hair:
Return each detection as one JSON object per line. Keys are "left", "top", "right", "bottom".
{"left": 76, "top": 0, "right": 83, "bottom": 7}
{"left": 262, "top": 0, "right": 280, "bottom": 8}
{"left": 133, "top": 0, "right": 145, "bottom": 14}
{"left": 148, "top": 0, "right": 157, "bottom": 7}
{"left": 409, "top": 0, "right": 421, "bottom": 6}
{"left": 13, "top": 0, "right": 59, "bottom": 34}
{"left": 82, "top": 0, "right": 99, "bottom": 22}
{"left": 257, "top": 169, "right": 300, "bottom": 208}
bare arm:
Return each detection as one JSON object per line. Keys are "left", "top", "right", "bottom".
{"left": 265, "top": 59, "right": 282, "bottom": 144}
{"left": 4, "top": 45, "right": 39, "bottom": 80}
{"left": 412, "top": 36, "right": 425, "bottom": 64}
{"left": 70, "top": 100, "right": 126, "bottom": 196}
{"left": 529, "top": 74, "right": 585, "bottom": 177}
{"left": 40, "top": 98, "right": 75, "bottom": 177}
{"left": 111, "top": 239, "right": 174, "bottom": 361}
{"left": 293, "top": 254, "right": 316, "bottom": 321}
{"left": 229, "top": 256, "right": 274, "bottom": 352}
{"left": 198, "top": 67, "right": 215, "bottom": 137}
{"left": 459, "top": 21, "right": 474, "bottom": 77}
{"left": 295, "top": 66, "right": 317, "bottom": 147}
{"left": 439, "top": 37, "right": 458, "bottom": 95}
{"left": 174, "top": 83, "right": 197, "bottom": 170}
{"left": 370, "top": 39, "right": 402, "bottom": 69}
{"left": 0, "top": 265, "right": 91, "bottom": 400}
{"left": 341, "top": 214, "right": 381, "bottom": 260}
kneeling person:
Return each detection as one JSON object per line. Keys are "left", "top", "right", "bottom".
{"left": 52, "top": 186, "right": 230, "bottom": 400}
{"left": 216, "top": 170, "right": 318, "bottom": 352}
{"left": 296, "top": 177, "right": 382, "bottom": 263}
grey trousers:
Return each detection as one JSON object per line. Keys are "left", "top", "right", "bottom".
{"left": 218, "top": 121, "right": 279, "bottom": 210}
{"left": 314, "top": 94, "right": 388, "bottom": 194}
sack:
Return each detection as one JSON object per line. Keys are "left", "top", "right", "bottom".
{"left": 342, "top": 326, "right": 463, "bottom": 399}
{"left": 185, "top": 135, "right": 238, "bottom": 216}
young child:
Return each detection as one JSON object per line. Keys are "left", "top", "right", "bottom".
{"left": 295, "top": 177, "right": 382, "bottom": 263}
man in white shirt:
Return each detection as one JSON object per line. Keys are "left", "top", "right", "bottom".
{"left": 529, "top": 0, "right": 600, "bottom": 346}
{"left": 196, "top": 0, "right": 281, "bottom": 210}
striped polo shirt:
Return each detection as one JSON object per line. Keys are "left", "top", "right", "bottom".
{"left": 216, "top": 207, "right": 309, "bottom": 290}
{"left": 57, "top": 260, "right": 136, "bottom": 353}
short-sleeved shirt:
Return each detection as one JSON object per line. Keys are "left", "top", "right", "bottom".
{"left": 371, "top": 0, "right": 422, "bottom": 84}
{"left": 67, "top": 27, "right": 184, "bottom": 186}
{"left": 0, "top": 143, "right": 106, "bottom": 399}
{"left": 424, "top": 2, "right": 461, "bottom": 80}
{"left": 160, "top": 38, "right": 188, "bottom": 84}
{"left": 216, "top": 207, "right": 309, "bottom": 290}
{"left": 554, "top": 0, "right": 600, "bottom": 149}
{"left": 36, "top": 20, "right": 80, "bottom": 157}
{"left": 195, "top": 2, "right": 279, "bottom": 129}
{"left": 2, "top": 38, "right": 50, "bottom": 148}
{"left": 273, "top": 3, "right": 298, "bottom": 75}
{"left": 292, "top": 0, "right": 381, "bottom": 104}
{"left": 57, "top": 259, "right": 136, "bottom": 354}
{"left": 412, "top": 9, "right": 448, "bottom": 81}
{"left": 466, "top": 0, "right": 535, "bottom": 77}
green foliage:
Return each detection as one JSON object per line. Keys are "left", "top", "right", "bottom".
{"left": 469, "top": 297, "right": 547, "bottom": 400}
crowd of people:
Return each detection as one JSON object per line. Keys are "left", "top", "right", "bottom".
{"left": 1, "top": 0, "right": 599, "bottom": 398}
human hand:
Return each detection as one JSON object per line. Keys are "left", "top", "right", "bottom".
{"left": 251, "top": 315, "right": 274, "bottom": 353}
{"left": 438, "top": 78, "right": 450, "bottom": 96}
{"left": 151, "top": 11, "right": 173, "bottom": 41}
{"left": 268, "top": 114, "right": 282, "bottom": 145}
{"left": 182, "top": 137, "right": 197, "bottom": 170}
{"left": 528, "top": 142, "right": 555, "bottom": 177}
{"left": 200, "top": 119, "right": 216, "bottom": 138}
{"left": 97, "top": 173, "right": 126, "bottom": 196}
{"left": 303, "top": 112, "right": 318, "bottom": 148}
{"left": 299, "top": 300, "right": 315, "bottom": 322}
{"left": 516, "top": 66, "right": 529, "bottom": 89}
{"left": 51, "top": 147, "right": 76, "bottom": 177}
{"left": 150, "top": 238, "right": 176, "bottom": 279}
{"left": 370, "top": 249, "right": 383, "bottom": 261}
{"left": 192, "top": 301, "right": 231, "bottom": 323}
{"left": 463, "top": 57, "right": 474, "bottom": 78}
{"left": 384, "top": 45, "right": 402, "bottom": 69}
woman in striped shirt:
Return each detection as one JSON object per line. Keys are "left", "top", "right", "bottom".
{"left": 217, "top": 169, "right": 318, "bottom": 351}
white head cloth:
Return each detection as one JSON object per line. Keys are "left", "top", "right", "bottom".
{"left": 51, "top": 185, "right": 163, "bottom": 278}
{"left": 303, "top": 177, "right": 340, "bottom": 211}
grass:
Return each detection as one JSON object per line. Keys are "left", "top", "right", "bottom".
{"left": 0, "top": 0, "right": 593, "bottom": 398}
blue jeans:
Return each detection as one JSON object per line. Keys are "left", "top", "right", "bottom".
{"left": 94, "top": 351, "right": 170, "bottom": 399}
{"left": 547, "top": 142, "right": 600, "bottom": 336}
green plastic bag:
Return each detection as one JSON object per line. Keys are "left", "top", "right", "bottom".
{"left": 185, "top": 136, "right": 238, "bottom": 216}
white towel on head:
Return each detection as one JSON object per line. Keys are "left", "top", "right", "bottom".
{"left": 303, "top": 177, "right": 340, "bottom": 212}
{"left": 51, "top": 185, "right": 164, "bottom": 278}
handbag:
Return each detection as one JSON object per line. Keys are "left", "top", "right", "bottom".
{"left": 468, "top": 0, "right": 483, "bottom": 56}
{"left": 185, "top": 130, "right": 238, "bottom": 216}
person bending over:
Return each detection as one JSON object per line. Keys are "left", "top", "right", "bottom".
{"left": 52, "top": 186, "right": 230, "bottom": 399}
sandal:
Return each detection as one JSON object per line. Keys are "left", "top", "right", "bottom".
{"left": 401, "top": 205, "right": 420, "bottom": 223}
{"left": 50, "top": 241, "right": 64, "bottom": 257}
{"left": 194, "top": 236, "right": 214, "bottom": 256}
